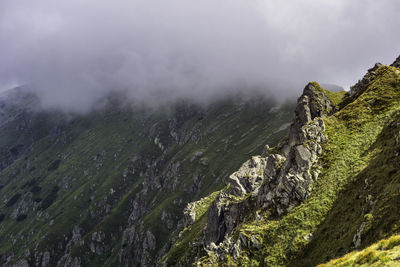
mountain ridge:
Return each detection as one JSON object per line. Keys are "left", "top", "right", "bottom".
{"left": 161, "top": 55, "right": 400, "bottom": 266}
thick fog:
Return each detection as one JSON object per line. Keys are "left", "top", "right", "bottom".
{"left": 0, "top": 0, "right": 399, "bottom": 111}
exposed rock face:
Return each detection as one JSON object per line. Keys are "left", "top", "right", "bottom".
{"left": 183, "top": 202, "right": 197, "bottom": 227}
{"left": 205, "top": 192, "right": 253, "bottom": 245}
{"left": 118, "top": 224, "right": 156, "bottom": 266}
{"left": 391, "top": 55, "right": 400, "bottom": 68}
{"left": 89, "top": 231, "right": 107, "bottom": 255}
{"left": 41, "top": 252, "right": 51, "bottom": 267}
{"left": 228, "top": 156, "right": 266, "bottom": 196}
{"left": 200, "top": 83, "right": 328, "bottom": 259}
{"left": 257, "top": 118, "right": 325, "bottom": 215}
{"left": 61, "top": 257, "right": 81, "bottom": 267}
{"left": 56, "top": 226, "right": 83, "bottom": 267}
{"left": 350, "top": 63, "right": 383, "bottom": 98}
{"left": 11, "top": 260, "right": 29, "bottom": 267}
{"left": 288, "top": 82, "right": 332, "bottom": 147}
{"left": 352, "top": 221, "right": 366, "bottom": 248}
{"left": 168, "top": 103, "right": 202, "bottom": 145}
{"left": 202, "top": 156, "right": 273, "bottom": 245}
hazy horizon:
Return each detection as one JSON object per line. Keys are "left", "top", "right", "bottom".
{"left": 0, "top": 0, "right": 399, "bottom": 112}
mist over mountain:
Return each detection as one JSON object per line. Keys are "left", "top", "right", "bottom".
{"left": 0, "top": 0, "right": 399, "bottom": 112}
{"left": 3, "top": 1, "right": 400, "bottom": 266}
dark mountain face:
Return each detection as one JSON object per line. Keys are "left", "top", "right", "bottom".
{"left": 0, "top": 89, "right": 294, "bottom": 266}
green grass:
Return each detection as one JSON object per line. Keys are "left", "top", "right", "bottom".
{"left": 319, "top": 234, "right": 400, "bottom": 266}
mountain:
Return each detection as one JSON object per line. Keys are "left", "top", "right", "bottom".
{"left": 0, "top": 89, "right": 294, "bottom": 266}
{"left": 161, "top": 56, "right": 400, "bottom": 266}
{"left": 2, "top": 55, "right": 400, "bottom": 267}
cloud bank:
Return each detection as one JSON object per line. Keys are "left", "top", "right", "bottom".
{"left": 0, "top": 0, "right": 399, "bottom": 111}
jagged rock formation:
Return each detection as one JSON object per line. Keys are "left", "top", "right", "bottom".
{"left": 228, "top": 156, "right": 267, "bottom": 197}
{"left": 197, "top": 82, "right": 329, "bottom": 259}
{"left": 391, "top": 55, "right": 400, "bottom": 68}
{"left": 288, "top": 82, "right": 333, "bottom": 147}
{"left": 118, "top": 224, "right": 156, "bottom": 266}
{"left": 257, "top": 118, "right": 325, "bottom": 215}
{"left": 350, "top": 63, "right": 382, "bottom": 98}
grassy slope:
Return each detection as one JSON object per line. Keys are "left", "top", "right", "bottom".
{"left": 0, "top": 96, "right": 294, "bottom": 265}
{"left": 319, "top": 235, "right": 400, "bottom": 266}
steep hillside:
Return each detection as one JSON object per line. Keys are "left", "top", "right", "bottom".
{"left": 162, "top": 56, "right": 400, "bottom": 266}
{"left": 0, "top": 91, "right": 294, "bottom": 266}
{"left": 319, "top": 234, "right": 400, "bottom": 266}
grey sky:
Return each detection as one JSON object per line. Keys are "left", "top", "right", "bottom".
{"left": 0, "top": 0, "right": 399, "bottom": 111}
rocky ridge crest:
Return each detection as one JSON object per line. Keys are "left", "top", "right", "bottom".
{"left": 174, "top": 82, "right": 335, "bottom": 263}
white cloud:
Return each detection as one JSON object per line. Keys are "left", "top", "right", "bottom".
{"left": 0, "top": 0, "right": 399, "bottom": 111}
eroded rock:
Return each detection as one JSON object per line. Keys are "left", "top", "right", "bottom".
{"left": 350, "top": 63, "right": 383, "bottom": 98}
{"left": 228, "top": 156, "right": 266, "bottom": 196}
{"left": 118, "top": 224, "right": 156, "bottom": 266}
{"left": 201, "top": 83, "right": 328, "bottom": 260}
{"left": 391, "top": 55, "right": 400, "bottom": 68}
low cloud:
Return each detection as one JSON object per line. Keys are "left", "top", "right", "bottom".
{"left": 0, "top": 0, "right": 399, "bottom": 111}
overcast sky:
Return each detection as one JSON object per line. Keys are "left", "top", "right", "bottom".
{"left": 0, "top": 0, "right": 399, "bottom": 111}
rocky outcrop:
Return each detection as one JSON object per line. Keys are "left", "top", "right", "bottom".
{"left": 257, "top": 118, "right": 325, "bottom": 215}
{"left": 183, "top": 202, "right": 197, "bottom": 228}
{"left": 228, "top": 156, "right": 267, "bottom": 196}
{"left": 204, "top": 192, "right": 252, "bottom": 245}
{"left": 201, "top": 155, "right": 271, "bottom": 246}
{"left": 391, "top": 55, "right": 400, "bottom": 68}
{"left": 350, "top": 63, "right": 383, "bottom": 99}
{"left": 11, "top": 260, "right": 29, "bottom": 267}
{"left": 118, "top": 224, "right": 156, "bottom": 266}
{"left": 168, "top": 103, "right": 202, "bottom": 145}
{"left": 199, "top": 82, "right": 328, "bottom": 260}
{"left": 288, "top": 82, "right": 332, "bottom": 148}
{"left": 55, "top": 226, "right": 83, "bottom": 267}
